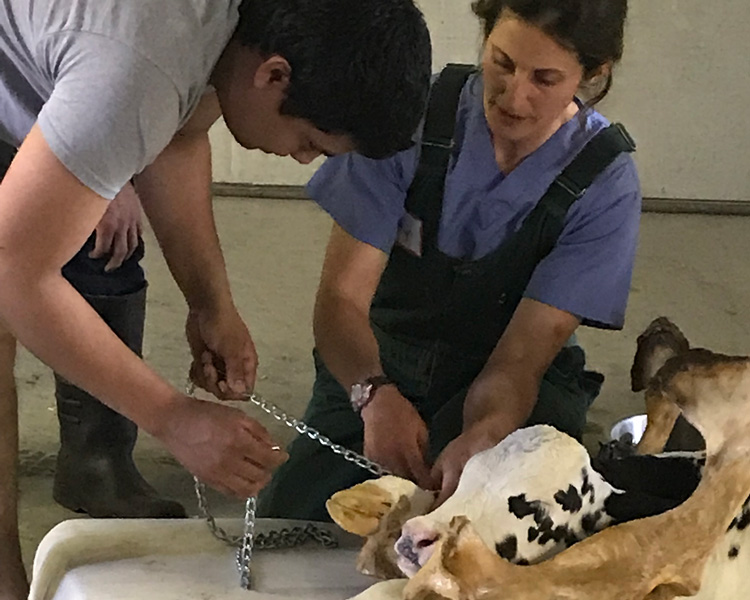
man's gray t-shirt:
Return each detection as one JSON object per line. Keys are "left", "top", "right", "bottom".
{"left": 0, "top": 0, "right": 240, "bottom": 198}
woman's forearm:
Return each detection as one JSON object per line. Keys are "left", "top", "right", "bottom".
{"left": 313, "top": 290, "right": 385, "bottom": 391}
{"left": 463, "top": 368, "right": 539, "bottom": 431}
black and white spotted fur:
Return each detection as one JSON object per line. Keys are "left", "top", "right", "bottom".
{"left": 396, "top": 424, "right": 750, "bottom": 599}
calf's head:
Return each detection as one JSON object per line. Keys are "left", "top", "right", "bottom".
{"left": 326, "top": 475, "right": 435, "bottom": 578}
{"left": 395, "top": 425, "right": 617, "bottom": 576}
{"left": 329, "top": 425, "right": 618, "bottom": 579}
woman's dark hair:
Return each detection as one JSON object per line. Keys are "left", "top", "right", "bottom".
{"left": 472, "top": 0, "right": 628, "bottom": 107}
{"left": 236, "top": 0, "right": 432, "bottom": 159}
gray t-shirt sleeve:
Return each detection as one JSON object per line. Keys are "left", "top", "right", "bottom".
{"left": 36, "top": 32, "right": 183, "bottom": 199}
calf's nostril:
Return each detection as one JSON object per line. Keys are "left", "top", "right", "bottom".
{"left": 395, "top": 533, "right": 439, "bottom": 568}
{"left": 414, "top": 533, "right": 439, "bottom": 549}
{"left": 401, "top": 525, "right": 440, "bottom": 550}
{"left": 396, "top": 536, "right": 416, "bottom": 558}
{"left": 397, "top": 520, "right": 443, "bottom": 566}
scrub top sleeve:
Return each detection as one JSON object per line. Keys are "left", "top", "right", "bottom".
{"left": 524, "top": 154, "right": 642, "bottom": 330}
{"left": 306, "top": 146, "right": 419, "bottom": 254}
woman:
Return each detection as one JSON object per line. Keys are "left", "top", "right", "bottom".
{"left": 259, "top": 0, "right": 641, "bottom": 519}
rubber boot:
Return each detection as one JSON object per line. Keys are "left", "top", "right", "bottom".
{"left": 52, "top": 285, "right": 186, "bottom": 518}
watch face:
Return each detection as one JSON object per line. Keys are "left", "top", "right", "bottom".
{"left": 351, "top": 383, "right": 363, "bottom": 403}
{"left": 351, "top": 382, "right": 373, "bottom": 409}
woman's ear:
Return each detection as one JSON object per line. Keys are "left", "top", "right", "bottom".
{"left": 253, "top": 55, "right": 292, "bottom": 89}
{"left": 579, "top": 61, "right": 612, "bottom": 102}
{"left": 583, "top": 61, "right": 612, "bottom": 87}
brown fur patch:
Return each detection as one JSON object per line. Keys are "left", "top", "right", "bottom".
{"left": 649, "top": 349, "right": 750, "bottom": 396}
{"left": 358, "top": 495, "right": 418, "bottom": 579}
{"left": 631, "top": 317, "right": 690, "bottom": 391}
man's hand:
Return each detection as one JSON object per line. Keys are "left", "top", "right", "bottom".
{"left": 89, "top": 182, "right": 143, "bottom": 271}
{"left": 158, "top": 396, "right": 287, "bottom": 497}
{"left": 186, "top": 306, "right": 258, "bottom": 399}
{"left": 431, "top": 415, "right": 511, "bottom": 506}
{"left": 361, "top": 387, "right": 434, "bottom": 489}
{"left": 135, "top": 99, "right": 255, "bottom": 400}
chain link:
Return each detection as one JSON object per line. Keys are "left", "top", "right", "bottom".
{"left": 193, "top": 478, "right": 244, "bottom": 546}
{"left": 244, "top": 391, "right": 391, "bottom": 478}
{"left": 187, "top": 382, "right": 390, "bottom": 590}
{"left": 237, "top": 497, "right": 255, "bottom": 589}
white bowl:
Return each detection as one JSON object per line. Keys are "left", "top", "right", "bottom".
{"left": 609, "top": 414, "right": 648, "bottom": 445}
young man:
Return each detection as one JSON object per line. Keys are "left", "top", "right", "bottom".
{"left": 0, "top": 0, "right": 431, "bottom": 596}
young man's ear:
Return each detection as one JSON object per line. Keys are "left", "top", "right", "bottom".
{"left": 253, "top": 55, "right": 292, "bottom": 89}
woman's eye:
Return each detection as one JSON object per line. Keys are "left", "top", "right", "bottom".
{"left": 493, "top": 58, "right": 513, "bottom": 72}
{"left": 535, "top": 75, "right": 559, "bottom": 87}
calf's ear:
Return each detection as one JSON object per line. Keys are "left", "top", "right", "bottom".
{"left": 327, "top": 480, "right": 398, "bottom": 536}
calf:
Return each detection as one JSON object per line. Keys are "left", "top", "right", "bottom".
{"left": 329, "top": 318, "right": 750, "bottom": 599}
{"left": 398, "top": 425, "right": 621, "bottom": 575}
{"left": 329, "top": 425, "right": 719, "bottom": 580}
{"left": 395, "top": 425, "right": 712, "bottom": 577}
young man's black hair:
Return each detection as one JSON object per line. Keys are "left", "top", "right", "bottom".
{"left": 236, "top": 0, "right": 432, "bottom": 158}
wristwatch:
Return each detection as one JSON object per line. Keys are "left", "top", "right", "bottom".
{"left": 350, "top": 375, "right": 394, "bottom": 414}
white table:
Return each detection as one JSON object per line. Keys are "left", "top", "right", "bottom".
{"left": 30, "top": 518, "right": 376, "bottom": 600}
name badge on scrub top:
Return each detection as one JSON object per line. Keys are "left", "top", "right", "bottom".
{"left": 395, "top": 212, "right": 423, "bottom": 257}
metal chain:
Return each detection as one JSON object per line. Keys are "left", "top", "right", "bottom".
{"left": 237, "top": 497, "right": 255, "bottom": 589}
{"left": 244, "top": 391, "right": 391, "bottom": 478}
{"left": 193, "top": 481, "right": 339, "bottom": 590}
{"left": 251, "top": 523, "right": 339, "bottom": 550}
{"left": 187, "top": 382, "right": 390, "bottom": 590}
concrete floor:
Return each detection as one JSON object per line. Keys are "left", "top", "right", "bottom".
{"left": 16, "top": 197, "right": 750, "bottom": 572}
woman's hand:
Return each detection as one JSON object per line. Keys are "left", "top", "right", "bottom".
{"left": 362, "top": 386, "right": 435, "bottom": 489}
{"left": 431, "top": 414, "right": 512, "bottom": 506}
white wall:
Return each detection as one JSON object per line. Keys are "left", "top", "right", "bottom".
{"left": 598, "top": 0, "right": 750, "bottom": 201}
{"left": 211, "top": 0, "right": 750, "bottom": 202}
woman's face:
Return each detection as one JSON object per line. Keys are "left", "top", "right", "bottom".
{"left": 481, "top": 10, "right": 586, "bottom": 144}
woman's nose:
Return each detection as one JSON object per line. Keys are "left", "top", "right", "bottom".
{"left": 504, "top": 75, "right": 528, "bottom": 109}
{"left": 291, "top": 149, "right": 321, "bottom": 165}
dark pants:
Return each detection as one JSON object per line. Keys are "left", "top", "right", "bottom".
{"left": 0, "top": 139, "right": 145, "bottom": 295}
{"left": 257, "top": 331, "right": 603, "bottom": 522}
{"left": 62, "top": 235, "right": 146, "bottom": 296}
